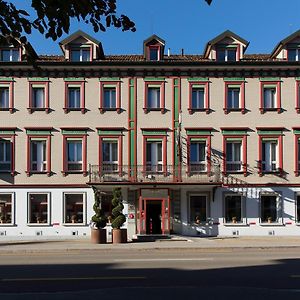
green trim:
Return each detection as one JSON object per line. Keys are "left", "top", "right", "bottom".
{"left": 174, "top": 78, "right": 179, "bottom": 171}
{"left": 259, "top": 77, "right": 281, "bottom": 82}
{"left": 222, "top": 130, "right": 247, "bottom": 135}
{"left": 99, "top": 77, "right": 121, "bottom": 82}
{"left": 224, "top": 77, "right": 245, "bottom": 82}
{"left": 26, "top": 130, "right": 51, "bottom": 135}
{"left": 146, "top": 138, "right": 162, "bottom": 142}
{"left": 257, "top": 130, "right": 283, "bottom": 135}
{"left": 144, "top": 77, "right": 165, "bottom": 82}
{"left": 295, "top": 77, "right": 300, "bottom": 81}
{"left": 102, "top": 84, "right": 117, "bottom": 88}
{"left": 62, "top": 130, "right": 87, "bottom": 135}
{"left": 226, "top": 138, "right": 242, "bottom": 142}
{"left": 186, "top": 130, "right": 212, "bottom": 136}
{"left": 191, "top": 84, "right": 205, "bottom": 88}
{"left": 64, "top": 78, "right": 85, "bottom": 81}
{"left": 27, "top": 77, "right": 49, "bottom": 81}
{"left": 294, "top": 129, "right": 300, "bottom": 135}
{"left": 0, "top": 130, "right": 15, "bottom": 135}
{"left": 0, "top": 77, "right": 14, "bottom": 82}
{"left": 218, "top": 44, "right": 238, "bottom": 48}
{"left": 263, "top": 84, "right": 276, "bottom": 88}
{"left": 102, "top": 138, "right": 118, "bottom": 142}
{"left": 142, "top": 130, "right": 168, "bottom": 136}
{"left": 227, "top": 84, "right": 241, "bottom": 88}
{"left": 97, "top": 130, "right": 123, "bottom": 135}
{"left": 261, "top": 137, "right": 278, "bottom": 142}
{"left": 187, "top": 77, "right": 209, "bottom": 82}
{"left": 190, "top": 138, "right": 207, "bottom": 142}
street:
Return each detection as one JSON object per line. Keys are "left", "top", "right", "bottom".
{"left": 1, "top": 248, "right": 300, "bottom": 299}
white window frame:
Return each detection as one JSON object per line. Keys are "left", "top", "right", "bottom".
{"left": 103, "top": 87, "right": 116, "bottom": 108}
{"left": 223, "top": 193, "right": 245, "bottom": 224}
{"left": 263, "top": 87, "right": 276, "bottom": 109}
{"left": 0, "top": 192, "right": 14, "bottom": 225}
{"left": 146, "top": 141, "right": 163, "bottom": 172}
{"left": 217, "top": 48, "right": 237, "bottom": 62}
{"left": 32, "top": 86, "right": 45, "bottom": 108}
{"left": 30, "top": 139, "right": 47, "bottom": 172}
{"left": 188, "top": 193, "right": 209, "bottom": 225}
{"left": 0, "top": 49, "right": 19, "bottom": 62}
{"left": 27, "top": 192, "right": 50, "bottom": 225}
{"left": 191, "top": 87, "right": 205, "bottom": 109}
{"left": 260, "top": 193, "right": 282, "bottom": 224}
{"left": 102, "top": 140, "right": 119, "bottom": 172}
{"left": 0, "top": 138, "right": 11, "bottom": 172}
{"left": 227, "top": 86, "right": 241, "bottom": 109}
{"left": 190, "top": 141, "right": 207, "bottom": 172}
{"left": 67, "top": 139, "right": 83, "bottom": 171}
{"left": 147, "top": 86, "right": 161, "bottom": 109}
{"left": 63, "top": 192, "right": 86, "bottom": 225}
{"left": 70, "top": 48, "right": 90, "bottom": 62}
{"left": 67, "top": 86, "right": 81, "bottom": 109}
{"left": 288, "top": 48, "right": 300, "bottom": 61}
{"left": 262, "top": 140, "right": 278, "bottom": 172}
{"left": 226, "top": 140, "right": 242, "bottom": 172}
{"left": 0, "top": 86, "right": 9, "bottom": 109}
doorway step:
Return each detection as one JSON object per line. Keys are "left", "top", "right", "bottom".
{"left": 132, "top": 234, "right": 189, "bottom": 242}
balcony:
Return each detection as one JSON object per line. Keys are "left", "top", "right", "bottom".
{"left": 88, "top": 164, "right": 221, "bottom": 184}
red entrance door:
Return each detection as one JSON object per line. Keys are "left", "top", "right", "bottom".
{"left": 138, "top": 197, "right": 170, "bottom": 235}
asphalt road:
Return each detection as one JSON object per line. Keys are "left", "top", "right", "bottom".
{"left": 1, "top": 248, "right": 300, "bottom": 299}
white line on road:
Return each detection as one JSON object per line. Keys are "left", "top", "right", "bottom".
{"left": 113, "top": 258, "right": 214, "bottom": 262}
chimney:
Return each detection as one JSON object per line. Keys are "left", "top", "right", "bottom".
{"left": 168, "top": 48, "right": 170, "bottom": 57}
{"left": 181, "top": 48, "right": 184, "bottom": 56}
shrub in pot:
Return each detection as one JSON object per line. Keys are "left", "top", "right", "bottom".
{"left": 90, "top": 187, "right": 107, "bottom": 244}
{"left": 111, "top": 187, "right": 127, "bottom": 243}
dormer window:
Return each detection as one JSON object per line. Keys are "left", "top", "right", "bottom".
{"left": 143, "top": 35, "right": 165, "bottom": 62}
{"left": 149, "top": 46, "right": 159, "bottom": 61}
{"left": 0, "top": 48, "right": 20, "bottom": 62}
{"left": 216, "top": 47, "right": 237, "bottom": 62}
{"left": 70, "top": 48, "right": 91, "bottom": 62}
{"left": 287, "top": 48, "right": 300, "bottom": 61}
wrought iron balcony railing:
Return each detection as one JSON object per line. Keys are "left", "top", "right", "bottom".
{"left": 88, "top": 164, "right": 221, "bottom": 184}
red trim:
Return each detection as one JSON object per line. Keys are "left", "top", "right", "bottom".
{"left": 62, "top": 134, "right": 87, "bottom": 176}
{"left": 99, "top": 81, "right": 121, "bottom": 114}
{"left": 0, "top": 132, "right": 15, "bottom": 176}
{"left": 26, "top": 135, "right": 51, "bottom": 176}
{"left": 146, "top": 44, "right": 161, "bottom": 61}
{"left": 188, "top": 81, "right": 209, "bottom": 114}
{"left": 64, "top": 81, "right": 86, "bottom": 114}
{"left": 144, "top": 80, "right": 165, "bottom": 114}
{"left": 259, "top": 81, "right": 281, "bottom": 114}
{"left": 295, "top": 134, "right": 299, "bottom": 176}
{"left": 224, "top": 81, "right": 245, "bottom": 114}
{"left": 28, "top": 81, "right": 50, "bottom": 114}
{"left": 296, "top": 80, "right": 300, "bottom": 113}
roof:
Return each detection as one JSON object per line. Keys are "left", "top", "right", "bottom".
{"left": 271, "top": 29, "right": 300, "bottom": 58}
{"left": 59, "top": 30, "right": 101, "bottom": 46}
{"left": 204, "top": 30, "right": 249, "bottom": 58}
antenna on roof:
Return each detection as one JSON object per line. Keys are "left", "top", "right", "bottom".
{"left": 181, "top": 48, "right": 184, "bottom": 56}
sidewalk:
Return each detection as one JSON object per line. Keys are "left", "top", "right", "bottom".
{"left": 1, "top": 235, "right": 300, "bottom": 253}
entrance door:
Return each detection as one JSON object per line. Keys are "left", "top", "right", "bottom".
{"left": 139, "top": 197, "right": 170, "bottom": 235}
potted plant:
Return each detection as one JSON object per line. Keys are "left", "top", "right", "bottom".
{"left": 232, "top": 216, "right": 237, "bottom": 224}
{"left": 267, "top": 216, "right": 272, "bottom": 223}
{"left": 111, "top": 187, "right": 127, "bottom": 243}
{"left": 90, "top": 187, "right": 107, "bottom": 244}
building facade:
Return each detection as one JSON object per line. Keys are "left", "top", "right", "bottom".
{"left": 1, "top": 29, "right": 300, "bottom": 238}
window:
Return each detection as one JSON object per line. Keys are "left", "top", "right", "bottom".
{"left": 224, "top": 82, "right": 245, "bottom": 113}
{"left": 260, "top": 81, "right": 281, "bottom": 113}
{"left": 294, "top": 132, "right": 300, "bottom": 176}
{"left": 224, "top": 195, "right": 242, "bottom": 223}
{"left": 0, "top": 49, "right": 19, "bottom": 62}
{"left": 0, "top": 193, "right": 13, "bottom": 224}
{"left": 216, "top": 48, "right": 237, "bottom": 61}
{"left": 99, "top": 81, "right": 121, "bottom": 113}
{"left": 296, "top": 195, "right": 300, "bottom": 223}
{"left": 64, "top": 81, "right": 85, "bottom": 113}
{"left": 28, "top": 81, "right": 49, "bottom": 113}
{"left": 189, "top": 194, "right": 207, "bottom": 224}
{"left": 70, "top": 48, "right": 90, "bottom": 62}
{"left": 258, "top": 130, "right": 283, "bottom": 176}
{"left": 227, "top": 87, "right": 240, "bottom": 108}
{"left": 64, "top": 193, "right": 85, "bottom": 224}
{"left": 0, "top": 138, "right": 11, "bottom": 172}
{"left": 260, "top": 194, "right": 280, "bottom": 223}
{"left": 144, "top": 80, "right": 165, "bottom": 113}
{"left": 149, "top": 47, "right": 159, "bottom": 61}
{"left": 102, "top": 140, "right": 118, "bottom": 172}
{"left": 189, "top": 141, "right": 207, "bottom": 173}
{"left": 262, "top": 140, "right": 277, "bottom": 172}
{"left": 146, "top": 141, "right": 163, "bottom": 172}
{"left": 67, "top": 140, "right": 82, "bottom": 171}
{"left": 226, "top": 141, "right": 242, "bottom": 172}
{"left": 30, "top": 140, "right": 46, "bottom": 172}
{"left": 188, "top": 81, "right": 209, "bottom": 113}
{"left": 0, "top": 87, "right": 9, "bottom": 109}
{"left": 288, "top": 48, "right": 300, "bottom": 61}
{"left": 28, "top": 193, "right": 49, "bottom": 224}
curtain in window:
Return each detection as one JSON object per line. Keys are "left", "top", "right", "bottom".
{"left": 0, "top": 87, "right": 9, "bottom": 108}
{"left": 33, "top": 88, "right": 45, "bottom": 108}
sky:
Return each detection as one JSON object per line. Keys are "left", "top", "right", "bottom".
{"left": 12, "top": 0, "right": 300, "bottom": 56}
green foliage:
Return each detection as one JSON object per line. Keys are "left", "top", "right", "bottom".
{"left": 111, "top": 187, "right": 126, "bottom": 229}
{"left": 91, "top": 187, "right": 107, "bottom": 229}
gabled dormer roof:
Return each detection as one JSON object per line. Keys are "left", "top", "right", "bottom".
{"left": 59, "top": 30, "right": 104, "bottom": 59}
{"left": 270, "top": 29, "right": 300, "bottom": 58}
{"left": 203, "top": 30, "right": 249, "bottom": 58}
{"left": 143, "top": 34, "right": 165, "bottom": 59}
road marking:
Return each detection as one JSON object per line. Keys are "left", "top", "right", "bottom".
{"left": 1, "top": 276, "right": 146, "bottom": 282}
{"left": 113, "top": 258, "right": 214, "bottom": 262}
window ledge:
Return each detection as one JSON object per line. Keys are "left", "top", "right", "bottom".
{"left": 188, "top": 108, "right": 209, "bottom": 115}
{"left": 223, "top": 108, "right": 245, "bottom": 114}
{"left": 259, "top": 222, "right": 284, "bottom": 226}
{"left": 259, "top": 108, "right": 281, "bottom": 114}
{"left": 62, "top": 223, "right": 87, "bottom": 226}
{"left": 61, "top": 171, "right": 88, "bottom": 177}
{"left": 143, "top": 107, "right": 166, "bottom": 114}
{"left": 27, "top": 107, "right": 50, "bottom": 114}
{"left": 0, "top": 223, "right": 16, "bottom": 227}
{"left": 99, "top": 107, "right": 121, "bottom": 114}
{"left": 223, "top": 223, "right": 248, "bottom": 227}
{"left": 27, "top": 223, "right": 51, "bottom": 226}
{"left": 63, "top": 108, "right": 86, "bottom": 114}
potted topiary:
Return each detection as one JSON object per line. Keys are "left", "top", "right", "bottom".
{"left": 90, "top": 187, "right": 107, "bottom": 244}
{"left": 111, "top": 187, "right": 127, "bottom": 243}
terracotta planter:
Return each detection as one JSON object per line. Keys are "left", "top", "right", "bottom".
{"left": 91, "top": 228, "right": 107, "bottom": 244}
{"left": 112, "top": 228, "right": 127, "bottom": 243}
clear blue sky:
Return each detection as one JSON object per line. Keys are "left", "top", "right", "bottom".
{"left": 13, "top": 0, "right": 300, "bottom": 56}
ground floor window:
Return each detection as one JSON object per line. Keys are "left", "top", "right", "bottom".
{"left": 101, "top": 194, "right": 113, "bottom": 223}
{"left": 189, "top": 194, "right": 207, "bottom": 223}
{"left": 28, "top": 193, "right": 49, "bottom": 224}
{"left": 296, "top": 195, "right": 300, "bottom": 223}
{"left": 64, "top": 193, "right": 85, "bottom": 224}
{"left": 224, "top": 195, "right": 242, "bottom": 223}
{"left": 0, "top": 193, "right": 12, "bottom": 224}
{"left": 260, "top": 194, "right": 279, "bottom": 223}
